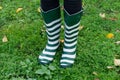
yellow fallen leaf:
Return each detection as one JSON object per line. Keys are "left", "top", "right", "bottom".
{"left": 60, "top": 40, "right": 64, "bottom": 43}
{"left": 2, "top": 35, "right": 8, "bottom": 43}
{"left": 16, "top": 8, "right": 23, "bottom": 13}
{"left": 37, "top": 7, "right": 41, "bottom": 13}
{"left": 99, "top": 13, "right": 106, "bottom": 18}
{"left": 0, "top": 6, "right": 3, "bottom": 10}
{"left": 79, "top": 25, "right": 84, "bottom": 30}
{"left": 114, "top": 59, "right": 120, "bottom": 66}
{"left": 106, "top": 33, "right": 114, "bottom": 39}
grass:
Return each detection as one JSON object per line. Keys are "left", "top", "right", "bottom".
{"left": 0, "top": 0, "right": 120, "bottom": 80}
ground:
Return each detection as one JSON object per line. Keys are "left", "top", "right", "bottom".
{"left": 0, "top": 0, "right": 120, "bottom": 80}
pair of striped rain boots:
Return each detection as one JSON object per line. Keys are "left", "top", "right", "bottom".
{"left": 39, "top": 6, "right": 82, "bottom": 68}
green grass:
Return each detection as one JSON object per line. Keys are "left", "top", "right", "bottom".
{"left": 0, "top": 0, "right": 120, "bottom": 80}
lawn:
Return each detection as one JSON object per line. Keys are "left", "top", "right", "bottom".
{"left": 0, "top": 0, "right": 120, "bottom": 80}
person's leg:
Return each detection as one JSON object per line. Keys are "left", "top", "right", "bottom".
{"left": 60, "top": 0, "right": 83, "bottom": 68}
{"left": 39, "top": 0, "right": 61, "bottom": 64}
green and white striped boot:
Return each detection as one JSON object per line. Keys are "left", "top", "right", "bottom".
{"left": 39, "top": 7, "right": 61, "bottom": 64}
{"left": 60, "top": 9, "right": 83, "bottom": 68}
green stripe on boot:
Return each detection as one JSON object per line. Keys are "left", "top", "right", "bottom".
{"left": 60, "top": 9, "right": 83, "bottom": 68}
{"left": 39, "top": 6, "right": 61, "bottom": 64}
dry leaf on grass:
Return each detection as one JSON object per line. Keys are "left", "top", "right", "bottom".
{"left": 79, "top": 25, "right": 84, "bottom": 31}
{"left": 60, "top": 40, "right": 64, "bottom": 43}
{"left": 107, "top": 66, "right": 114, "bottom": 69}
{"left": 116, "top": 29, "right": 120, "bottom": 33}
{"left": 16, "top": 8, "right": 23, "bottom": 13}
{"left": 108, "top": 17, "right": 118, "bottom": 21}
{"left": 99, "top": 13, "right": 106, "bottom": 18}
{"left": 115, "top": 41, "right": 120, "bottom": 45}
{"left": 92, "top": 71, "right": 98, "bottom": 76}
{"left": 61, "top": 25, "right": 64, "bottom": 29}
{"left": 94, "top": 78, "right": 100, "bottom": 80}
{"left": 2, "top": 35, "right": 8, "bottom": 43}
{"left": 114, "top": 59, "right": 120, "bottom": 66}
